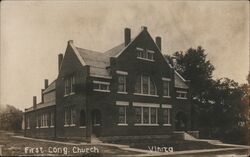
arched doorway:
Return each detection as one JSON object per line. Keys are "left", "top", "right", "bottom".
{"left": 175, "top": 111, "right": 187, "bottom": 131}
{"left": 91, "top": 109, "right": 101, "bottom": 136}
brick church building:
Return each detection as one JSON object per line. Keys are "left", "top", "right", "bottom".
{"left": 24, "top": 26, "right": 191, "bottom": 141}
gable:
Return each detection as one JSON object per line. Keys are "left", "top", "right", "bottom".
{"left": 175, "top": 71, "right": 189, "bottom": 89}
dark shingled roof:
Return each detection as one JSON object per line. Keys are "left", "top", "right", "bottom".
{"left": 43, "top": 80, "right": 56, "bottom": 93}
{"left": 104, "top": 43, "right": 125, "bottom": 57}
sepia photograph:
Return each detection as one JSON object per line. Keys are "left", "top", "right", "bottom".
{"left": 0, "top": 0, "right": 249, "bottom": 156}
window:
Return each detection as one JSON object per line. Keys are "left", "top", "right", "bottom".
{"left": 40, "top": 113, "right": 48, "bottom": 128}
{"left": 64, "top": 107, "right": 76, "bottom": 127}
{"left": 118, "top": 106, "right": 126, "bottom": 125}
{"left": 92, "top": 110, "right": 101, "bottom": 126}
{"left": 143, "top": 107, "right": 149, "bottom": 123}
{"left": 162, "top": 104, "right": 172, "bottom": 126}
{"left": 64, "top": 108, "right": 70, "bottom": 126}
{"left": 36, "top": 115, "right": 39, "bottom": 128}
{"left": 80, "top": 110, "right": 86, "bottom": 127}
{"left": 135, "top": 107, "right": 142, "bottom": 123}
{"left": 118, "top": 75, "right": 127, "bottom": 93}
{"left": 134, "top": 75, "right": 157, "bottom": 96}
{"left": 50, "top": 112, "right": 54, "bottom": 127}
{"left": 176, "top": 91, "right": 187, "bottom": 99}
{"left": 70, "top": 108, "right": 76, "bottom": 126}
{"left": 26, "top": 116, "right": 30, "bottom": 129}
{"left": 135, "top": 106, "right": 158, "bottom": 125}
{"left": 64, "top": 75, "right": 75, "bottom": 96}
{"left": 162, "top": 78, "right": 171, "bottom": 97}
{"left": 93, "top": 81, "right": 110, "bottom": 92}
{"left": 136, "top": 47, "right": 154, "bottom": 61}
{"left": 151, "top": 108, "right": 157, "bottom": 124}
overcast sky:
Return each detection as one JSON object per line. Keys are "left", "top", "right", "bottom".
{"left": 0, "top": 1, "right": 249, "bottom": 110}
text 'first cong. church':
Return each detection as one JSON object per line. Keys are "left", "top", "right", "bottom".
{"left": 24, "top": 26, "right": 191, "bottom": 142}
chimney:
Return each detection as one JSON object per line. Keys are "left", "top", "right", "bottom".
{"left": 33, "top": 96, "right": 37, "bottom": 109}
{"left": 41, "top": 89, "right": 45, "bottom": 103}
{"left": 141, "top": 26, "right": 147, "bottom": 31}
{"left": 44, "top": 79, "right": 49, "bottom": 89}
{"left": 58, "top": 54, "right": 63, "bottom": 72}
{"left": 68, "top": 40, "right": 73, "bottom": 44}
{"left": 155, "top": 36, "right": 161, "bottom": 51}
{"left": 124, "top": 28, "right": 131, "bottom": 46}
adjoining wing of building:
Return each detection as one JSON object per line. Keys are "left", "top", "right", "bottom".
{"left": 24, "top": 26, "right": 191, "bottom": 141}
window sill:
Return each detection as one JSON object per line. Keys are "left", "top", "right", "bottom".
{"left": 134, "top": 124, "right": 159, "bottom": 126}
{"left": 50, "top": 126, "right": 54, "bottom": 128}
{"left": 93, "top": 124, "right": 101, "bottom": 126}
{"left": 79, "top": 126, "right": 86, "bottom": 128}
{"left": 40, "top": 126, "right": 49, "bottom": 128}
{"left": 176, "top": 97, "right": 187, "bottom": 100}
{"left": 36, "top": 127, "right": 39, "bottom": 129}
{"left": 118, "top": 123, "right": 128, "bottom": 126}
{"left": 93, "top": 89, "right": 110, "bottom": 93}
{"left": 27, "top": 127, "right": 30, "bottom": 129}
{"left": 137, "top": 57, "right": 154, "bottom": 62}
{"left": 163, "top": 96, "right": 171, "bottom": 98}
{"left": 163, "top": 124, "right": 172, "bottom": 126}
{"left": 117, "top": 91, "right": 128, "bottom": 94}
{"left": 133, "top": 93, "right": 159, "bottom": 97}
{"left": 64, "top": 124, "right": 69, "bottom": 127}
{"left": 70, "top": 124, "right": 76, "bottom": 127}
{"left": 64, "top": 92, "right": 75, "bottom": 97}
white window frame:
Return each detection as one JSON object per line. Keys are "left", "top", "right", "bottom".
{"left": 93, "top": 81, "right": 110, "bottom": 92}
{"left": 70, "top": 108, "right": 76, "bottom": 127}
{"left": 162, "top": 78, "right": 171, "bottom": 98}
{"left": 117, "top": 71, "right": 127, "bottom": 94}
{"left": 27, "top": 116, "right": 30, "bottom": 129}
{"left": 133, "top": 102, "right": 159, "bottom": 126}
{"left": 64, "top": 75, "right": 76, "bottom": 96}
{"left": 136, "top": 47, "right": 155, "bottom": 62}
{"left": 134, "top": 75, "right": 158, "bottom": 97}
{"left": 162, "top": 104, "right": 172, "bottom": 126}
{"left": 36, "top": 115, "right": 39, "bottom": 129}
{"left": 64, "top": 109, "right": 69, "bottom": 127}
{"left": 116, "top": 101, "right": 129, "bottom": 126}
{"left": 176, "top": 91, "right": 188, "bottom": 99}
{"left": 50, "top": 112, "right": 54, "bottom": 128}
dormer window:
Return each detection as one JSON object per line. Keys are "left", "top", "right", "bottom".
{"left": 136, "top": 47, "right": 154, "bottom": 61}
{"left": 64, "top": 75, "right": 75, "bottom": 96}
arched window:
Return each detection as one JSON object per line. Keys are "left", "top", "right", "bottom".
{"left": 80, "top": 110, "right": 86, "bottom": 126}
{"left": 134, "top": 75, "right": 157, "bottom": 95}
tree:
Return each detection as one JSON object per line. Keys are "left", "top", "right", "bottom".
{"left": 166, "top": 46, "right": 215, "bottom": 130}
{"left": 173, "top": 46, "right": 215, "bottom": 100}
{"left": 0, "top": 105, "right": 23, "bottom": 131}
{"left": 166, "top": 46, "right": 249, "bottom": 144}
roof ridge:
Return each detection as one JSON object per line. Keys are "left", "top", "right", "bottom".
{"left": 76, "top": 47, "right": 103, "bottom": 54}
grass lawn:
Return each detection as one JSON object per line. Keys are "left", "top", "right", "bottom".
{"left": 0, "top": 133, "right": 141, "bottom": 156}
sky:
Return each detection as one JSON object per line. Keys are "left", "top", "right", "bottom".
{"left": 0, "top": 1, "right": 249, "bottom": 110}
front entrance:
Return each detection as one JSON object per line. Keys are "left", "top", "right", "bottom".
{"left": 175, "top": 111, "right": 187, "bottom": 131}
{"left": 91, "top": 109, "right": 101, "bottom": 136}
